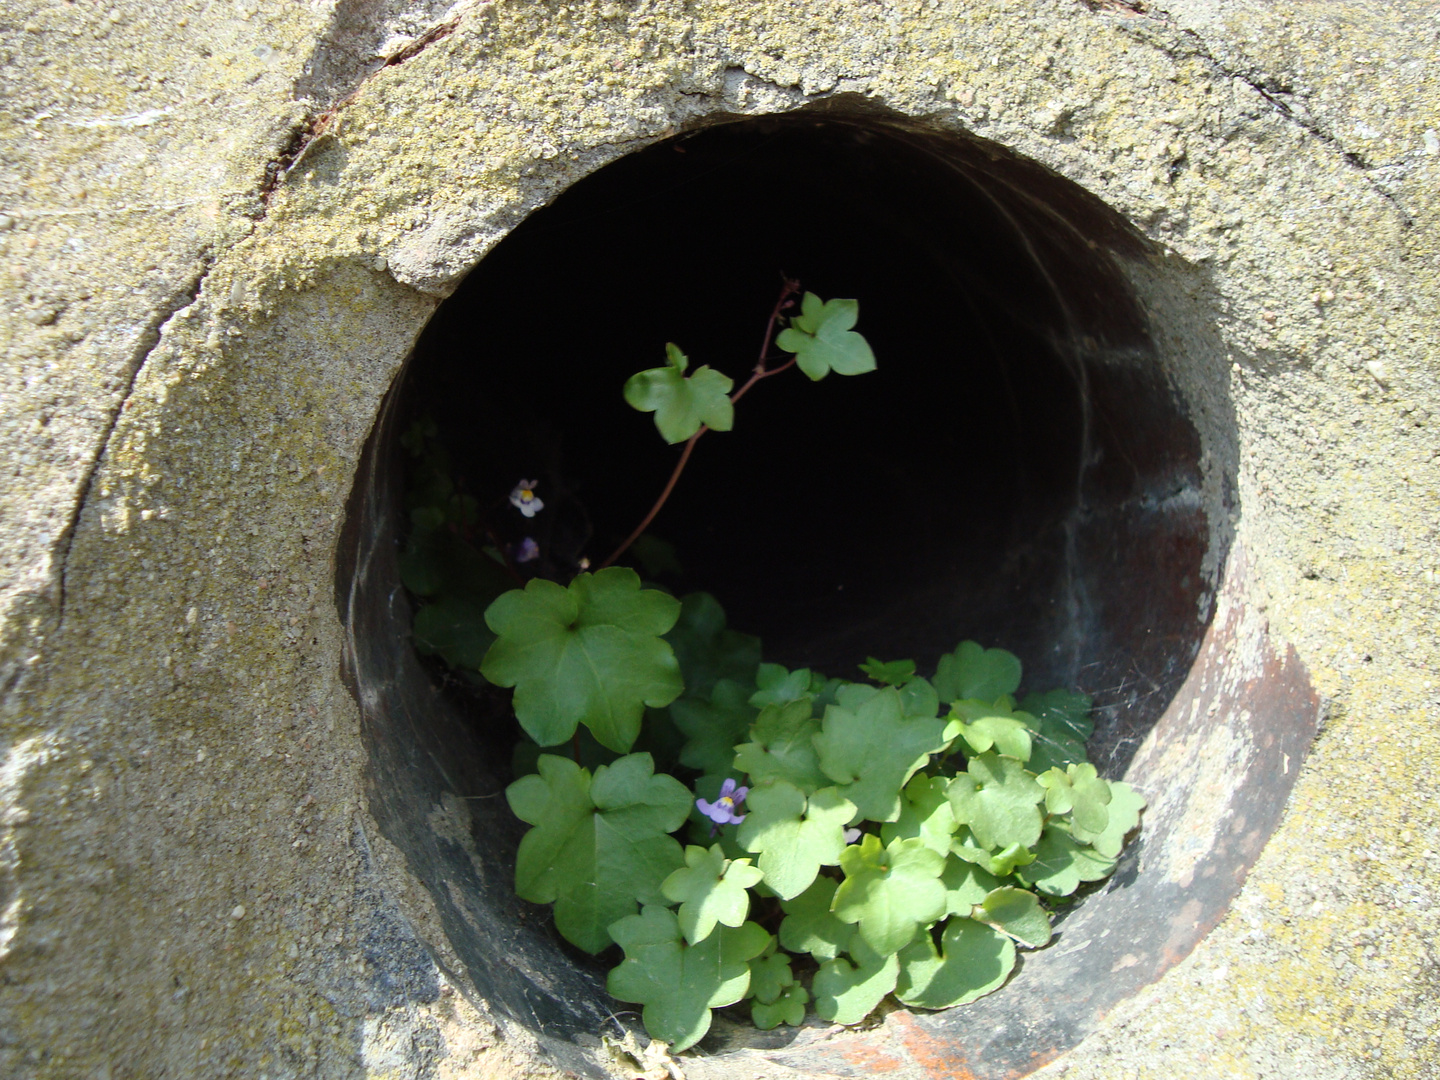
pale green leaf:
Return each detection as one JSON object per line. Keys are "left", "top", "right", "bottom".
{"left": 733, "top": 700, "right": 828, "bottom": 793}
{"left": 956, "top": 712, "right": 1033, "bottom": 762}
{"left": 833, "top": 835, "right": 947, "bottom": 955}
{"left": 661, "top": 844, "right": 764, "bottom": 945}
{"left": 940, "top": 854, "right": 1004, "bottom": 915}
{"left": 859, "top": 657, "right": 916, "bottom": 685}
{"left": 1085, "top": 781, "right": 1146, "bottom": 858}
{"left": 812, "top": 936, "right": 901, "bottom": 1025}
{"left": 1016, "top": 822, "right": 1117, "bottom": 897}
{"left": 880, "top": 773, "right": 958, "bottom": 856}
{"left": 973, "top": 886, "right": 1052, "bottom": 948}
{"left": 895, "top": 916, "right": 1015, "bottom": 1009}
{"left": 933, "top": 642, "right": 1022, "bottom": 704}
{"left": 735, "top": 782, "right": 855, "bottom": 900}
{"left": 1039, "top": 762, "right": 1111, "bottom": 840}
{"left": 946, "top": 752, "right": 1045, "bottom": 851}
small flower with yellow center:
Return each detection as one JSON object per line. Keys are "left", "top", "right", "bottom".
{"left": 508, "top": 479, "right": 544, "bottom": 518}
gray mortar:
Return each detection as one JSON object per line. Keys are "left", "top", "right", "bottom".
{"left": 0, "top": 0, "right": 1436, "bottom": 1078}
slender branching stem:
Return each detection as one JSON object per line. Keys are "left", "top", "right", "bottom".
{"left": 600, "top": 278, "right": 801, "bottom": 570}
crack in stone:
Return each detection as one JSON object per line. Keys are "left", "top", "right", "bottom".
{"left": 54, "top": 263, "right": 212, "bottom": 629}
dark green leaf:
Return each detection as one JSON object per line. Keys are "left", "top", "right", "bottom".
{"left": 506, "top": 753, "right": 691, "bottom": 953}
{"left": 733, "top": 700, "right": 828, "bottom": 793}
{"left": 895, "top": 916, "right": 1015, "bottom": 1009}
{"left": 481, "top": 568, "right": 684, "bottom": 753}
{"left": 778, "top": 876, "right": 856, "bottom": 962}
{"left": 774, "top": 293, "right": 877, "bottom": 381}
{"left": 859, "top": 657, "right": 916, "bottom": 686}
{"left": 670, "top": 679, "right": 756, "bottom": 776}
{"left": 748, "top": 663, "right": 815, "bottom": 709}
{"left": 412, "top": 596, "right": 495, "bottom": 671}
{"left": 1019, "top": 688, "right": 1095, "bottom": 743}
{"left": 665, "top": 592, "right": 761, "bottom": 698}
{"left": 606, "top": 905, "right": 769, "bottom": 1051}
{"left": 623, "top": 345, "right": 735, "bottom": 444}
{"left": 747, "top": 947, "right": 796, "bottom": 1004}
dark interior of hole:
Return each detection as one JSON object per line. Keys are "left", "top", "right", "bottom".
{"left": 401, "top": 113, "right": 1151, "bottom": 684}
{"left": 344, "top": 106, "right": 1226, "bottom": 1072}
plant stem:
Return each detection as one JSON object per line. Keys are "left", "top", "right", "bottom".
{"left": 599, "top": 278, "right": 801, "bottom": 570}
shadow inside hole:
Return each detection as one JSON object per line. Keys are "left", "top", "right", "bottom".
{"left": 337, "top": 101, "right": 1285, "bottom": 1079}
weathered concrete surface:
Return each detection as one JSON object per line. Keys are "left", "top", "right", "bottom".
{"left": 0, "top": 0, "right": 1436, "bottom": 1077}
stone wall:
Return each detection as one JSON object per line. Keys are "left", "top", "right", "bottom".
{"left": 1, "top": 1, "right": 1436, "bottom": 1077}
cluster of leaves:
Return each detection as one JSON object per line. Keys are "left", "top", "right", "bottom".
{"left": 399, "top": 294, "right": 1145, "bottom": 1053}
{"left": 500, "top": 593, "right": 1144, "bottom": 1051}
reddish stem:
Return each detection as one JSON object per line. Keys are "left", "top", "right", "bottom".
{"left": 599, "top": 278, "right": 801, "bottom": 570}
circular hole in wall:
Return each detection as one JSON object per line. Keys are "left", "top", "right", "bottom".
{"left": 337, "top": 101, "right": 1318, "bottom": 1078}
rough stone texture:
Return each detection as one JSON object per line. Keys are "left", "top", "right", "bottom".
{"left": 0, "top": 1, "right": 1436, "bottom": 1078}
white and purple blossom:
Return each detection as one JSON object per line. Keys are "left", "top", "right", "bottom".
{"left": 514, "top": 537, "right": 540, "bottom": 564}
{"left": 696, "top": 778, "right": 748, "bottom": 827}
{"left": 509, "top": 479, "right": 544, "bottom": 518}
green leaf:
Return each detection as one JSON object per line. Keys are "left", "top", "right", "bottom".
{"left": 507, "top": 754, "right": 691, "bottom": 953}
{"left": 747, "top": 948, "right": 796, "bottom": 1004}
{"left": 973, "top": 886, "right": 1052, "bottom": 948}
{"left": 752, "top": 984, "right": 809, "bottom": 1029}
{"left": 1016, "top": 822, "right": 1117, "bottom": 898}
{"left": 895, "top": 917, "right": 1016, "bottom": 1009}
{"left": 880, "top": 773, "right": 959, "bottom": 856}
{"left": 748, "top": 663, "right": 815, "bottom": 709}
{"left": 833, "top": 835, "right": 947, "bottom": 955}
{"left": 733, "top": 700, "right": 828, "bottom": 793}
{"left": 940, "top": 854, "right": 1004, "bottom": 915}
{"left": 813, "top": 688, "right": 957, "bottom": 823}
{"left": 1020, "top": 688, "right": 1095, "bottom": 743}
{"left": 774, "top": 294, "right": 877, "bottom": 381}
{"left": 812, "top": 936, "right": 900, "bottom": 1025}
{"left": 955, "top": 711, "right": 1033, "bottom": 763}
{"left": 661, "top": 844, "right": 764, "bottom": 945}
{"left": 1022, "top": 713, "right": 1090, "bottom": 776}
{"left": 859, "top": 657, "right": 916, "bottom": 686}
{"left": 946, "top": 752, "right": 1045, "bottom": 851}
{"left": 1038, "top": 763, "right": 1111, "bottom": 839}
{"left": 623, "top": 345, "right": 735, "bottom": 444}
{"left": 899, "top": 676, "right": 941, "bottom": 719}
{"left": 1085, "top": 781, "right": 1146, "bottom": 858}
{"left": 481, "top": 568, "right": 684, "bottom": 753}
{"left": 933, "top": 642, "right": 1022, "bottom": 704}
{"left": 779, "top": 877, "right": 856, "bottom": 962}
{"left": 670, "top": 679, "right": 756, "bottom": 776}
{"left": 736, "top": 782, "right": 855, "bottom": 900}
{"left": 664, "top": 592, "right": 761, "bottom": 699}
{"left": 606, "top": 905, "right": 769, "bottom": 1051}
{"left": 412, "top": 596, "right": 496, "bottom": 671}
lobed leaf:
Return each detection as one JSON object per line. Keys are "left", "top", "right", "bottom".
{"left": 812, "top": 936, "right": 901, "bottom": 1025}
{"left": 940, "top": 854, "right": 1004, "bottom": 915}
{"left": 814, "top": 688, "right": 957, "bottom": 823}
{"left": 736, "top": 782, "right": 855, "bottom": 900}
{"left": 833, "top": 835, "right": 948, "bottom": 956}
{"left": 1016, "top": 822, "right": 1116, "bottom": 898}
{"left": 670, "top": 679, "right": 756, "bottom": 777}
{"left": 955, "top": 711, "right": 1033, "bottom": 763}
{"left": 481, "top": 568, "right": 684, "bottom": 753}
{"left": 933, "top": 642, "right": 1022, "bottom": 704}
{"left": 507, "top": 754, "right": 692, "bottom": 953}
{"left": 665, "top": 592, "right": 762, "bottom": 699}
{"left": 1084, "top": 781, "right": 1146, "bottom": 858}
{"left": 662, "top": 844, "right": 765, "bottom": 945}
{"left": 733, "top": 700, "right": 828, "bottom": 793}
{"left": 774, "top": 293, "right": 876, "bottom": 381}
{"left": 973, "top": 886, "right": 1052, "bottom": 948}
{"left": 623, "top": 344, "right": 735, "bottom": 444}
{"left": 881, "top": 773, "right": 959, "bottom": 857}
{"left": 747, "top": 947, "right": 797, "bottom": 1004}
{"left": 752, "top": 984, "right": 809, "bottom": 1030}
{"left": 946, "top": 752, "right": 1045, "bottom": 851}
{"left": 606, "top": 905, "right": 769, "bottom": 1051}
{"left": 859, "top": 657, "right": 916, "bottom": 686}
{"left": 895, "top": 916, "right": 1016, "bottom": 1009}
{"left": 1038, "top": 762, "right": 1111, "bottom": 839}
{"left": 779, "top": 877, "right": 856, "bottom": 962}
{"left": 748, "top": 663, "right": 816, "bottom": 709}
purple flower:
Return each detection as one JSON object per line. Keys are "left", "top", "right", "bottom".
{"left": 509, "top": 479, "right": 544, "bottom": 518}
{"left": 696, "top": 778, "right": 748, "bottom": 827}
{"left": 514, "top": 537, "right": 540, "bottom": 564}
